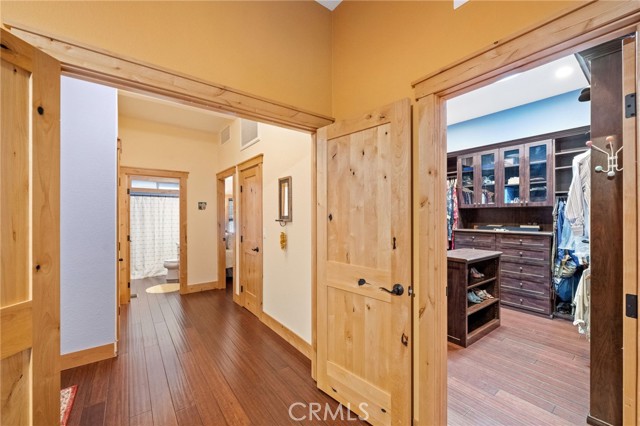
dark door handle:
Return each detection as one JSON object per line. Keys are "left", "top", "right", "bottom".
{"left": 379, "top": 283, "right": 404, "bottom": 296}
{"left": 118, "top": 258, "right": 124, "bottom": 262}
{"left": 251, "top": 247, "right": 260, "bottom": 253}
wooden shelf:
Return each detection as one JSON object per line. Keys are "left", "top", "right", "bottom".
{"left": 468, "top": 276, "right": 497, "bottom": 290}
{"left": 467, "top": 297, "right": 499, "bottom": 315}
{"left": 556, "top": 147, "right": 588, "bottom": 156}
{"left": 467, "top": 318, "right": 501, "bottom": 345}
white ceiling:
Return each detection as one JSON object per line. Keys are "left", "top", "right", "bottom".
{"left": 118, "top": 91, "right": 234, "bottom": 134}
{"left": 316, "top": 0, "right": 341, "bottom": 11}
{"left": 447, "top": 55, "right": 588, "bottom": 125}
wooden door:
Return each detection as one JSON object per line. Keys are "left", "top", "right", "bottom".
{"left": 1, "top": 29, "right": 61, "bottom": 425}
{"left": 316, "top": 99, "right": 412, "bottom": 426}
{"left": 239, "top": 159, "right": 263, "bottom": 317}
{"left": 117, "top": 171, "right": 131, "bottom": 304}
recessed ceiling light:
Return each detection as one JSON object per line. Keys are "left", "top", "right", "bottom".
{"left": 555, "top": 66, "right": 574, "bottom": 79}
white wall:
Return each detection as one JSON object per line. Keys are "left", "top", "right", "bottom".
{"left": 60, "top": 77, "right": 117, "bottom": 354}
{"left": 218, "top": 121, "right": 313, "bottom": 343}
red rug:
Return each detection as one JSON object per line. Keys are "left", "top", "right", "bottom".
{"left": 60, "top": 385, "right": 77, "bottom": 426}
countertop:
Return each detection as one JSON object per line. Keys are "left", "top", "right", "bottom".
{"left": 454, "top": 228, "right": 553, "bottom": 237}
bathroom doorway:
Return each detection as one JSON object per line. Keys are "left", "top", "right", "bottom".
{"left": 118, "top": 167, "right": 189, "bottom": 302}
{"left": 217, "top": 167, "right": 237, "bottom": 297}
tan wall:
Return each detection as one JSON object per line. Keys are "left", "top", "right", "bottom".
{"left": 2, "top": 0, "right": 332, "bottom": 116}
{"left": 331, "top": 0, "right": 581, "bottom": 118}
{"left": 218, "top": 120, "right": 313, "bottom": 343}
{"left": 119, "top": 116, "right": 219, "bottom": 286}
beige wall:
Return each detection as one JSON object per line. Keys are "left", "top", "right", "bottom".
{"left": 119, "top": 116, "right": 219, "bottom": 286}
{"left": 331, "top": 0, "right": 581, "bottom": 118}
{"left": 2, "top": 0, "right": 332, "bottom": 116}
{"left": 218, "top": 120, "right": 313, "bottom": 343}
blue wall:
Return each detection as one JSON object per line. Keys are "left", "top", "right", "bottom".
{"left": 447, "top": 89, "right": 589, "bottom": 152}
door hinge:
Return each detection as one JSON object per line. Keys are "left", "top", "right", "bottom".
{"left": 128, "top": 282, "right": 130, "bottom": 289}
{"left": 241, "top": 235, "right": 243, "bottom": 243}
{"left": 625, "top": 93, "right": 636, "bottom": 118}
{"left": 127, "top": 188, "right": 130, "bottom": 195}
{"left": 408, "top": 286, "right": 414, "bottom": 297}
{"left": 241, "top": 285, "right": 244, "bottom": 292}
{"left": 240, "top": 185, "right": 243, "bottom": 193}
{"left": 446, "top": 286, "right": 449, "bottom": 297}
{"left": 127, "top": 235, "right": 131, "bottom": 242}
{"left": 118, "top": 242, "right": 120, "bottom": 251}
{"left": 626, "top": 294, "right": 637, "bottom": 319}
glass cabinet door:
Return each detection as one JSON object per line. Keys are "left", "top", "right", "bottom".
{"left": 458, "top": 155, "right": 475, "bottom": 208}
{"left": 501, "top": 147, "right": 523, "bottom": 206}
{"left": 526, "top": 141, "right": 552, "bottom": 206}
{"left": 478, "top": 151, "right": 497, "bottom": 207}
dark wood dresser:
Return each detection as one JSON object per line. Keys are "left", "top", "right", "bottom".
{"left": 453, "top": 229, "right": 553, "bottom": 317}
{"left": 447, "top": 249, "right": 502, "bottom": 347}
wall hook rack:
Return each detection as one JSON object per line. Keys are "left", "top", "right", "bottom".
{"left": 586, "top": 135, "right": 623, "bottom": 177}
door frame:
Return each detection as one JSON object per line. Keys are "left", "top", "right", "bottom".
{"left": 237, "top": 155, "right": 264, "bottom": 316}
{"left": 412, "top": 2, "right": 640, "bottom": 425}
{"left": 118, "top": 166, "right": 189, "bottom": 300}
{"left": 217, "top": 166, "right": 238, "bottom": 293}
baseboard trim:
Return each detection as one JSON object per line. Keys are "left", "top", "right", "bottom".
{"left": 61, "top": 342, "right": 116, "bottom": 371}
{"left": 185, "top": 281, "right": 221, "bottom": 294}
{"left": 587, "top": 415, "right": 614, "bottom": 426}
{"left": 260, "top": 312, "right": 312, "bottom": 359}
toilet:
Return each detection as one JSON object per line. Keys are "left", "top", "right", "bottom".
{"left": 164, "top": 259, "right": 179, "bottom": 283}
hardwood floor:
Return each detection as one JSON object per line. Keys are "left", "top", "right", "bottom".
{"left": 62, "top": 277, "right": 589, "bottom": 425}
{"left": 448, "top": 308, "right": 590, "bottom": 426}
{"left": 61, "top": 277, "right": 367, "bottom": 426}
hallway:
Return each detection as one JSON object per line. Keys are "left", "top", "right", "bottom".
{"left": 61, "top": 278, "right": 367, "bottom": 425}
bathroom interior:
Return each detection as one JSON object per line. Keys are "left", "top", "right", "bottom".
{"left": 129, "top": 177, "right": 181, "bottom": 286}
{"left": 224, "top": 175, "right": 235, "bottom": 288}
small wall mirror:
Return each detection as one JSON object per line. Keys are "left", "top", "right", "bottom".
{"left": 278, "top": 176, "right": 292, "bottom": 223}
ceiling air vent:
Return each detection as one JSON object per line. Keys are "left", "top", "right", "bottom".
{"left": 240, "top": 119, "right": 260, "bottom": 150}
{"left": 220, "top": 125, "right": 231, "bottom": 145}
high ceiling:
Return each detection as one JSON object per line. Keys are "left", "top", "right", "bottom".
{"left": 447, "top": 55, "right": 588, "bottom": 125}
{"left": 118, "top": 91, "right": 233, "bottom": 134}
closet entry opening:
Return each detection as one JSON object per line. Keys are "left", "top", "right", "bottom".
{"left": 443, "top": 36, "right": 626, "bottom": 426}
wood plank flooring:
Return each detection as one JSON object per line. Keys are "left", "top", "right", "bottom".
{"left": 448, "top": 308, "right": 590, "bottom": 425}
{"left": 62, "top": 277, "right": 589, "bottom": 425}
{"left": 61, "top": 277, "right": 367, "bottom": 426}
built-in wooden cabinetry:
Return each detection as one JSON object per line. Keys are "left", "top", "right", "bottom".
{"left": 454, "top": 229, "right": 553, "bottom": 316}
{"left": 447, "top": 249, "right": 501, "bottom": 347}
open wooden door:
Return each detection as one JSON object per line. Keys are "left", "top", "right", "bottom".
{"left": 316, "top": 99, "right": 412, "bottom": 425}
{"left": 1, "top": 29, "right": 61, "bottom": 425}
{"left": 239, "top": 157, "right": 263, "bottom": 317}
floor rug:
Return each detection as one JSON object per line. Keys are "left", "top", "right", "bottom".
{"left": 60, "top": 385, "right": 77, "bottom": 426}
{"left": 146, "top": 283, "right": 180, "bottom": 294}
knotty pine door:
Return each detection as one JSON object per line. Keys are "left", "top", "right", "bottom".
{"left": 316, "top": 99, "right": 412, "bottom": 426}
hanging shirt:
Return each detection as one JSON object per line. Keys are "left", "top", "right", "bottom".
{"left": 565, "top": 150, "right": 591, "bottom": 238}
{"left": 573, "top": 268, "right": 591, "bottom": 340}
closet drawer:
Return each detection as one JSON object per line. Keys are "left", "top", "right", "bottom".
{"left": 501, "top": 290, "right": 550, "bottom": 315}
{"left": 498, "top": 247, "right": 549, "bottom": 265}
{"left": 454, "top": 232, "right": 495, "bottom": 249}
{"left": 496, "top": 234, "right": 550, "bottom": 251}
{"left": 501, "top": 261, "right": 550, "bottom": 281}
{"left": 501, "top": 276, "right": 550, "bottom": 297}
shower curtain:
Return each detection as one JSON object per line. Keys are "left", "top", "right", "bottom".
{"left": 130, "top": 195, "right": 180, "bottom": 279}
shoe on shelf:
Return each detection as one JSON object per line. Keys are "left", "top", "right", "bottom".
{"left": 467, "top": 291, "right": 482, "bottom": 304}
{"left": 475, "top": 289, "right": 494, "bottom": 299}
{"left": 469, "top": 267, "right": 485, "bottom": 279}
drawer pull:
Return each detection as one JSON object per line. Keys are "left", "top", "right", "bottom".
{"left": 519, "top": 251, "right": 523, "bottom": 256}
{"left": 519, "top": 282, "right": 523, "bottom": 287}
{"left": 520, "top": 298, "right": 524, "bottom": 304}
{"left": 519, "top": 267, "right": 523, "bottom": 271}
{"left": 471, "top": 236, "right": 475, "bottom": 240}
{"left": 519, "top": 239, "right": 523, "bottom": 244}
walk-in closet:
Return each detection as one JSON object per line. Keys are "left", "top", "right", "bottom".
{"left": 444, "top": 38, "right": 625, "bottom": 426}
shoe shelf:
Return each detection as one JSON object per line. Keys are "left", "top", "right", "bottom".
{"left": 447, "top": 248, "right": 502, "bottom": 347}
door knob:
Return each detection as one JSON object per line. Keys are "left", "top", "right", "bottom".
{"left": 251, "top": 247, "right": 260, "bottom": 252}
{"left": 379, "top": 283, "right": 404, "bottom": 296}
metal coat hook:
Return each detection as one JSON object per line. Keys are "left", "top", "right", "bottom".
{"left": 586, "top": 135, "right": 623, "bottom": 177}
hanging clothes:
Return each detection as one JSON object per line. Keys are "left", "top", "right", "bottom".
{"left": 563, "top": 150, "right": 591, "bottom": 260}
{"left": 573, "top": 267, "right": 591, "bottom": 340}
{"left": 446, "top": 178, "right": 459, "bottom": 245}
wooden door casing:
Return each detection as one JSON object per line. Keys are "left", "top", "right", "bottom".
{"left": 240, "top": 161, "right": 263, "bottom": 318}
{"left": 1, "top": 28, "right": 61, "bottom": 425}
{"left": 317, "top": 99, "right": 412, "bottom": 426}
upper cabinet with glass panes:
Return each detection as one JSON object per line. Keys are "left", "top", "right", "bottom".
{"left": 457, "top": 140, "right": 553, "bottom": 208}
